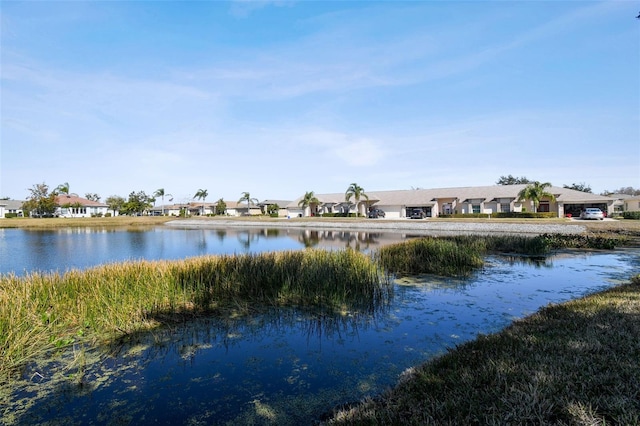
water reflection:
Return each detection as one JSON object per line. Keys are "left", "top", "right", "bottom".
{"left": 1, "top": 227, "right": 410, "bottom": 276}
{"left": 5, "top": 251, "right": 639, "bottom": 425}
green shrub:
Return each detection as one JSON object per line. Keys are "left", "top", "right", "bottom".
{"left": 622, "top": 211, "right": 640, "bottom": 220}
{"left": 494, "top": 212, "right": 558, "bottom": 219}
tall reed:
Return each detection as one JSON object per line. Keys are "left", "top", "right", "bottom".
{"left": 374, "top": 233, "right": 626, "bottom": 278}
{"left": 374, "top": 237, "right": 485, "bottom": 277}
{"left": 0, "top": 249, "right": 388, "bottom": 378}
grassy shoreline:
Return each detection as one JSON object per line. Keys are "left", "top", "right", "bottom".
{"left": 2, "top": 214, "right": 640, "bottom": 232}
{"left": 0, "top": 249, "right": 389, "bottom": 379}
{"left": 2, "top": 218, "right": 639, "bottom": 423}
{"left": 326, "top": 274, "right": 640, "bottom": 425}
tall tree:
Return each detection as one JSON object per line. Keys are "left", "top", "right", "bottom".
{"left": 298, "top": 191, "right": 320, "bottom": 217}
{"left": 215, "top": 198, "right": 227, "bottom": 216}
{"left": 54, "top": 182, "right": 70, "bottom": 195}
{"left": 154, "top": 188, "right": 172, "bottom": 216}
{"left": 23, "top": 182, "right": 57, "bottom": 217}
{"left": 194, "top": 189, "right": 208, "bottom": 215}
{"left": 563, "top": 183, "right": 592, "bottom": 193}
{"left": 517, "top": 181, "right": 556, "bottom": 213}
{"left": 121, "top": 191, "right": 154, "bottom": 216}
{"left": 601, "top": 186, "right": 640, "bottom": 196}
{"left": 345, "top": 183, "right": 368, "bottom": 216}
{"left": 238, "top": 192, "right": 259, "bottom": 215}
{"left": 496, "top": 175, "right": 531, "bottom": 185}
{"left": 105, "top": 195, "right": 125, "bottom": 216}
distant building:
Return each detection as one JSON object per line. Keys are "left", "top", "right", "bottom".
{"left": 0, "top": 200, "right": 25, "bottom": 218}
{"left": 287, "top": 184, "right": 616, "bottom": 218}
{"left": 55, "top": 194, "right": 109, "bottom": 218}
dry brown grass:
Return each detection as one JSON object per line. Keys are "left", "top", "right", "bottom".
{"left": 0, "top": 216, "right": 174, "bottom": 228}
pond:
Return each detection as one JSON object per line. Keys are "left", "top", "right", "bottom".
{"left": 3, "top": 229, "right": 639, "bottom": 425}
{"left": 0, "top": 226, "right": 407, "bottom": 276}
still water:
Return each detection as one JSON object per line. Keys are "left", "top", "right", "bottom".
{"left": 0, "top": 227, "right": 406, "bottom": 276}
{"left": 2, "top": 227, "right": 640, "bottom": 425}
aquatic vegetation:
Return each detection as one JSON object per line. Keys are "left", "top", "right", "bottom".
{"left": 374, "top": 237, "right": 485, "bottom": 277}
{"left": 0, "top": 249, "right": 389, "bottom": 379}
{"left": 327, "top": 274, "right": 640, "bottom": 425}
{"left": 375, "top": 234, "right": 626, "bottom": 277}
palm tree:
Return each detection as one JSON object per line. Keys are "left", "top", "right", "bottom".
{"left": 154, "top": 188, "right": 172, "bottom": 216}
{"left": 517, "top": 181, "right": 556, "bottom": 213}
{"left": 194, "top": 189, "right": 208, "bottom": 216}
{"left": 238, "top": 192, "right": 259, "bottom": 216}
{"left": 345, "top": 183, "right": 368, "bottom": 216}
{"left": 298, "top": 191, "right": 320, "bottom": 217}
{"left": 54, "top": 182, "right": 70, "bottom": 195}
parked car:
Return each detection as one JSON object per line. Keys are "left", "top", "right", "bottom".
{"left": 580, "top": 208, "right": 604, "bottom": 220}
{"left": 410, "top": 209, "right": 425, "bottom": 219}
{"left": 368, "top": 208, "right": 385, "bottom": 218}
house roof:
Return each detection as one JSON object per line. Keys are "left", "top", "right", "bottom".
{"left": 55, "top": 194, "right": 108, "bottom": 207}
{"left": 259, "top": 199, "right": 291, "bottom": 207}
{"left": 286, "top": 185, "right": 615, "bottom": 208}
{"left": 0, "top": 200, "right": 25, "bottom": 210}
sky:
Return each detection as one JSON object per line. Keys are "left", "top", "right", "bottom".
{"left": 1, "top": 1, "right": 639, "bottom": 204}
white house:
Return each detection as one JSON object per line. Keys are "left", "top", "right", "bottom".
{"left": 0, "top": 200, "right": 25, "bottom": 218}
{"left": 287, "top": 185, "right": 616, "bottom": 219}
{"left": 55, "top": 194, "right": 109, "bottom": 218}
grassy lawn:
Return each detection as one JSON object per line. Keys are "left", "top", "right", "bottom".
{"left": 0, "top": 216, "right": 175, "bottom": 228}
{"left": 2, "top": 214, "right": 640, "bottom": 232}
{"left": 327, "top": 275, "right": 640, "bottom": 425}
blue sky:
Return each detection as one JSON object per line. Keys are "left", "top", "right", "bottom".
{"left": 1, "top": 1, "right": 639, "bottom": 204}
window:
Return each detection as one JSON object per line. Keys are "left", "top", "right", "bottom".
{"left": 472, "top": 204, "right": 481, "bottom": 214}
{"left": 500, "top": 204, "right": 510, "bottom": 213}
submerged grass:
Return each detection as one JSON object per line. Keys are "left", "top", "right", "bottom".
{"left": 327, "top": 274, "right": 640, "bottom": 425}
{"left": 0, "top": 249, "right": 388, "bottom": 379}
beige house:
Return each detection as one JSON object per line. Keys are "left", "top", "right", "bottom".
{"left": 623, "top": 197, "right": 640, "bottom": 212}
{"left": 287, "top": 185, "right": 616, "bottom": 219}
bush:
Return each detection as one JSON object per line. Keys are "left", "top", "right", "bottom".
{"left": 321, "top": 213, "right": 360, "bottom": 218}
{"left": 494, "top": 212, "right": 558, "bottom": 219}
{"left": 4, "top": 213, "right": 19, "bottom": 218}
{"left": 623, "top": 211, "right": 640, "bottom": 220}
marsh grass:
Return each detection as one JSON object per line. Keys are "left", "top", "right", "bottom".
{"left": 327, "top": 274, "right": 640, "bottom": 425}
{"left": 0, "top": 249, "right": 388, "bottom": 379}
{"left": 375, "top": 234, "right": 627, "bottom": 277}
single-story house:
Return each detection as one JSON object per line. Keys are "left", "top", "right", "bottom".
{"left": 55, "top": 194, "right": 109, "bottom": 218}
{"left": 287, "top": 185, "right": 616, "bottom": 219}
{"left": 258, "top": 200, "right": 291, "bottom": 217}
{"left": 0, "top": 200, "right": 25, "bottom": 218}
{"left": 623, "top": 197, "right": 640, "bottom": 212}
{"left": 150, "top": 203, "right": 191, "bottom": 216}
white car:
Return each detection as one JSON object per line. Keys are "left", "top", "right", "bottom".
{"left": 580, "top": 208, "right": 604, "bottom": 220}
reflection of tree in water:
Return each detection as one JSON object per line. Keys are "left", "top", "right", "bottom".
{"left": 299, "top": 230, "right": 320, "bottom": 247}
{"left": 237, "top": 230, "right": 260, "bottom": 250}
{"left": 500, "top": 255, "right": 554, "bottom": 269}
{"left": 342, "top": 231, "right": 380, "bottom": 251}
{"left": 215, "top": 229, "right": 226, "bottom": 242}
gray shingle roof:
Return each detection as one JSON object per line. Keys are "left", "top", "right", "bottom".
{"left": 286, "top": 185, "right": 614, "bottom": 208}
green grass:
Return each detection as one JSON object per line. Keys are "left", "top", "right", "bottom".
{"left": 327, "top": 274, "right": 640, "bottom": 425}
{"left": 0, "top": 232, "right": 630, "bottom": 387}
{"left": 0, "top": 249, "right": 389, "bottom": 379}
{"left": 374, "top": 234, "right": 627, "bottom": 277}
